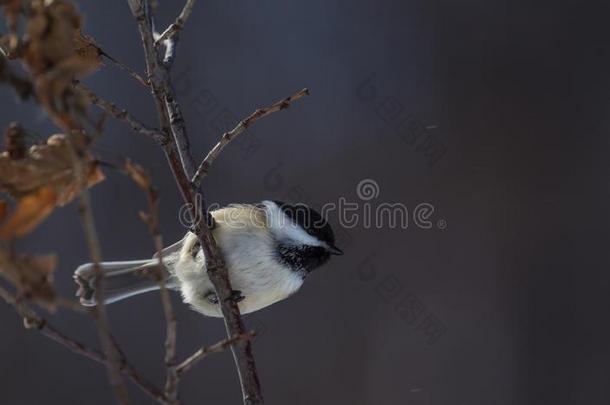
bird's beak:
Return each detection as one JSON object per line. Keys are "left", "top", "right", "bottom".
{"left": 326, "top": 244, "right": 344, "bottom": 256}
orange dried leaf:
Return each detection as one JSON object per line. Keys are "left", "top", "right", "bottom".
{"left": 0, "top": 133, "right": 104, "bottom": 201}
{"left": 0, "top": 187, "right": 57, "bottom": 239}
{"left": 0, "top": 133, "right": 104, "bottom": 237}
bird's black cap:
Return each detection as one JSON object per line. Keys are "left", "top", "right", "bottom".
{"left": 273, "top": 200, "right": 343, "bottom": 255}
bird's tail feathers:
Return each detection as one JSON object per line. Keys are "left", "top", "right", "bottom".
{"left": 74, "top": 259, "right": 176, "bottom": 306}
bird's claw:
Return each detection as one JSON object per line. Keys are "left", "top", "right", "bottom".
{"left": 207, "top": 215, "right": 216, "bottom": 230}
{"left": 205, "top": 290, "right": 244, "bottom": 305}
{"left": 204, "top": 290, "right": 219, "bottom": 305}
{"left": 226, "top": 289, "right": 245, "bottom": 303}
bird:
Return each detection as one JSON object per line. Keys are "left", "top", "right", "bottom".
{"left": 73, "top": 200, "right": 343, "bottom": 317}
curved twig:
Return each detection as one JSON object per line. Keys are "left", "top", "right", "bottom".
{"left": 191, "top": 88, "right": 310, "bottom": 187}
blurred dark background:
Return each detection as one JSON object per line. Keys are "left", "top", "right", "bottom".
{"left": 2, "top": 0, "right": 610, "bottom": 404}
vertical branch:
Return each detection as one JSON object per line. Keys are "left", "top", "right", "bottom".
{"left": 164, "top": 91, "right": 195, "bottom": 177}
{"left": 126, "top": 1, "right": 264, "bottom": 403}
{"left": 124, "top": 161, "right": 179, "bottom": 403}
{"left": 150, "top": 213, "right": 180, "bottom": 404}
{"left": 49, "top": 88, "right": 132, "bottom": 403}
{"left": 128, "top": 0, "right": 171, "bottom": 135}
{"left": 167, "top": 145, "right": 264, "bottom": 405}
{"left": 60, "top": 120, "right": 131, "bottom": 404}
{"left": 78, "top": 190, "right": 131, "bottom": 405}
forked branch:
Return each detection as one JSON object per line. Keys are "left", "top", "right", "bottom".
{"left": 127, "top": 1, "right": 264, "bottom": 403}
{"left": 191, "top": 88, "right": 310, "bottom": 187}
{"left": 176, "top": 331, "right": 256, "bottom": 376}
{"left": 0, "top": 285, "right": 167, "bottom": 404}
{"left": 155, "top": 0, "right": 197, "bottom": 45}
{"left": 77, "top": 83, "right": 164, "bottom": 142}
{"left": 123, "top": 160, "right": 179, "bottom": 403}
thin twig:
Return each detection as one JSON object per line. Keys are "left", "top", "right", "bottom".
{"left": 53, "top": 296, "right": 89, "bottom": 314}
{"left": 150, "top": 215, "right": 179, "bottom": 404}
{"left": 157, "top": 241, "right": 179, "bottom": 404}
{"left": 0, "top": 285, "right": 168, "bottom": 404}
{"left": 77, "top": 190, "right": 131, "bottom": 405}
{"left": 100, "top": 50, "right": 149, "bottom": 87}
{"left": 76, "top": 82, "right": 164, "bottom": 143}
{"left": 124, "top": 161, "right": 180, "bottom": 404}
{"left": 0, "top": 52, "right": 34, "bottom": 100}
{"left": 155, "top": 0, "right": 196, "bottom": 45}
{"left": 54, "top": 108, "right": 131, "bottom": 404}
{"left": 159, "top": 0, "right": 197, "bottom": 67}
{"left": 128, "top": 0, "right": 172, "bottom": 140}
{"left": 192, "top": 88, "right": 310, "bottom": 187}
{"left": 176, "top": 331, "right": 256, "bottom": 376}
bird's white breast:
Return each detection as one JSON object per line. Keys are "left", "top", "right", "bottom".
{"left": 171, "top": 206, "right": 304, "bottom": 317}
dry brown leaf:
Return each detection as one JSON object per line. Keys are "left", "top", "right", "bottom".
{"left": 0, "top": 133, "right": 104, "bottom": 238}
{"left": 0, "top": 249, "right": 57, "bottom": 305}
{"left": 0, "top": 1, "right": 102, "bottom": 129}
{"left": 17, "top": 1, "right": 102, "bottom": 127}
{"left": 0, "top": 187, "right": 57, "bottom": 239}
{"left": 0, "top": 133, "right": 104, "bottom": 202}
{"left": 24, "top": 1, "right": 82, "bottom": 74}
{"left": 74, "top": 31, "right": 103, "bottom": 68}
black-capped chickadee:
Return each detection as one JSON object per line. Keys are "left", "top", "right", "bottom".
{"left": 74, "top": 200, "right": 343, "bottom": 317}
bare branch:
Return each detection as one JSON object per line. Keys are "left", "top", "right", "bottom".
{"left": 29, "top": 69, "right": 133, "bottom": 402}
{"left": 123, "top": 161, "right": 179, "bottom": 403}
{"left": 151, "top": 219, "right": 179, "bottom": 404}
{"left": 176, "top": 331, "right": 256, "bottom": 376}
{"left": 127, "top": 0, "right": 172, "bottom": 139}
{"left": 0, "top": 285, "right": 168, "bottom": 404}
{"left": 127, "top": 1, "right": 264, "bottom": 403}
{"left": 164, "top": 91, "right": 195, "bottom": 176}
{"left": 155, "top": 0, "right": 196, "bottom": 45}
{"left": 129, "top": 1, "right": 195, "bottom": 176}
{"left": 158, "top": 0, "right": 197, "bottom": 67}
{"left": 192, "top": 88, "right": 310, "bottom": 187}
{"left": 77, "top": 191, "right": 131, "bottom": 405}
{"left": 161, "top": 120, "right": 266, "bottom": 405}
{"left": 99, "top": 50, "right": 149, "bottom": 87}
{"left": 76, "top": 83, "right": 164, "bottom": 143}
